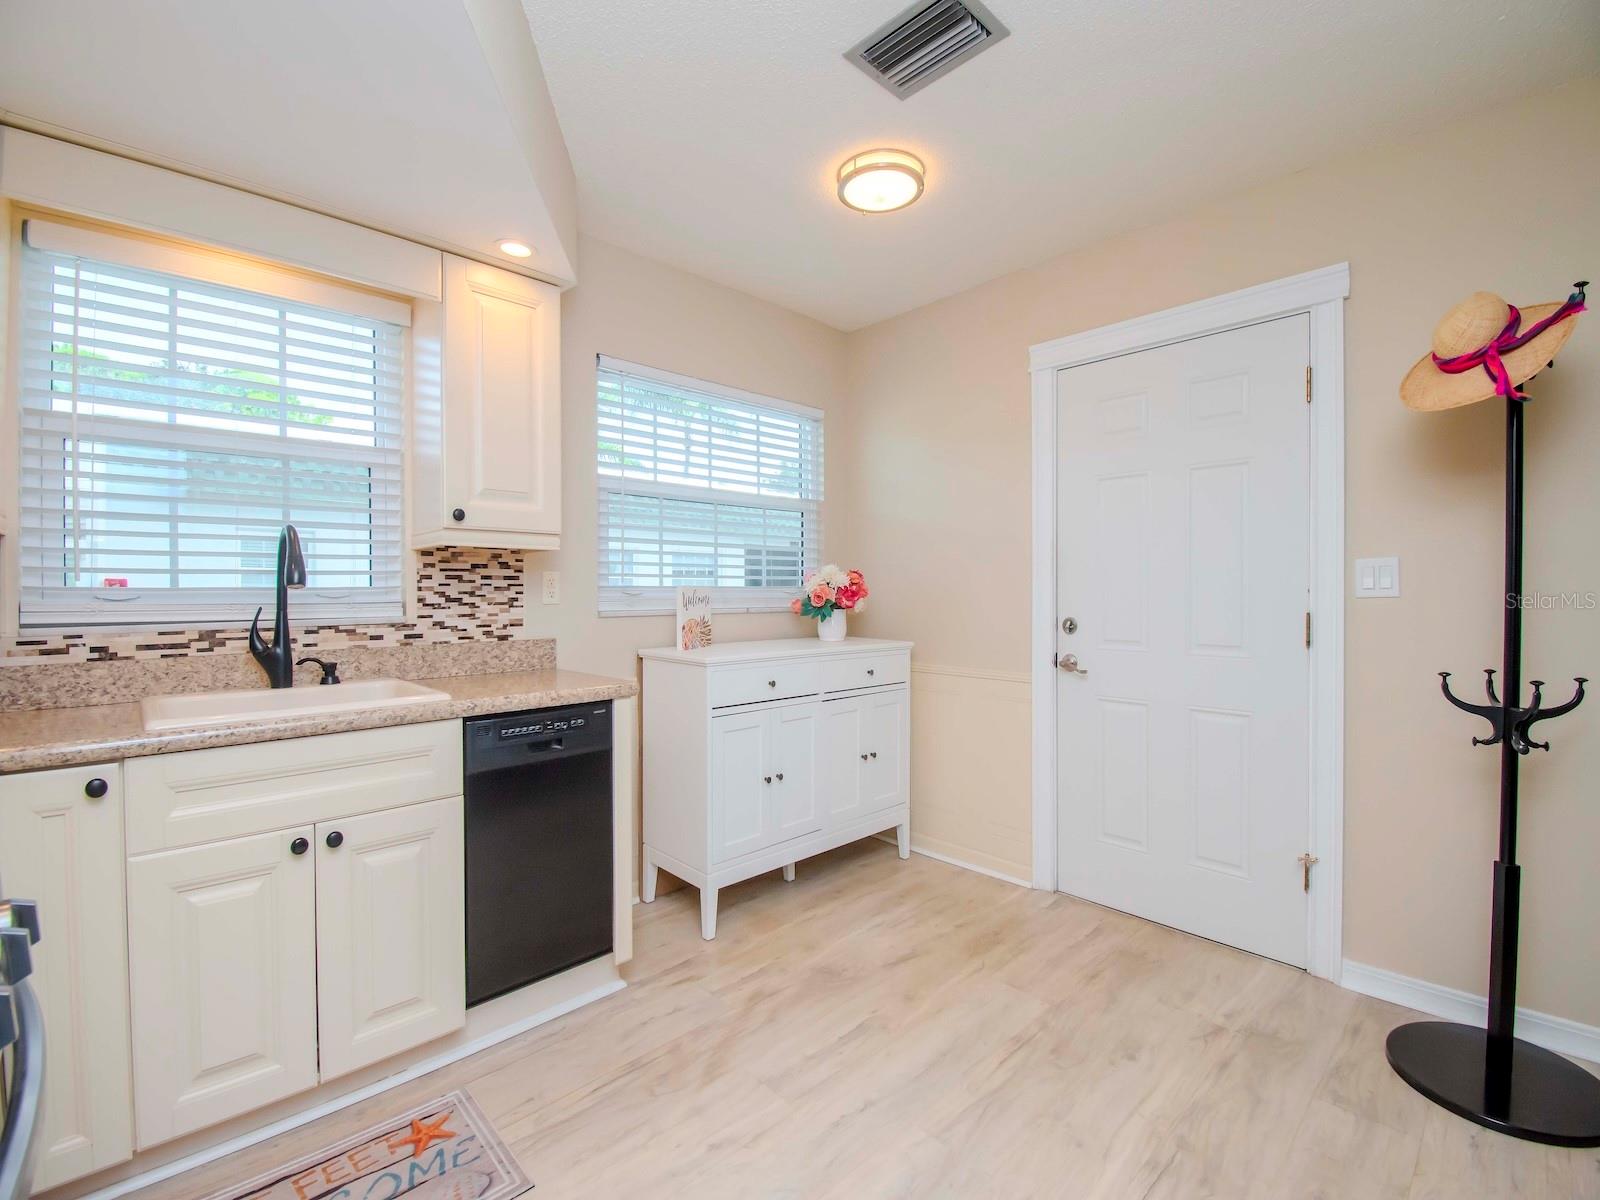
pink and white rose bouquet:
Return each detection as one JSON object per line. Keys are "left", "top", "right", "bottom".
{"left": 790, "top": 565, "right": 868, "bottom": 621}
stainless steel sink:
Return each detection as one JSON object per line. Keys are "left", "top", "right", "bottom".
{"left": 140, "top": 678, "right": 449, "bottom": 732}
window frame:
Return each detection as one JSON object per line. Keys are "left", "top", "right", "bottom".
{"left": 595, "top": 355, "right": 824, "bottom": 617}
{"left": 9, "top": 216, "right": 411, "bottom": 630}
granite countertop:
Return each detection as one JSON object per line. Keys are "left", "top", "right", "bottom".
{"left": 0, "top": 668, "right": 638, "bottom": 774}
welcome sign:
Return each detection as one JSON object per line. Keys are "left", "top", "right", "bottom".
{"left": 202, "top": 1091, "right": 530, "bottom": 1200}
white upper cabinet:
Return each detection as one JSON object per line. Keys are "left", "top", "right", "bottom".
{"left": 412, "top": 254, "right": 561, "bottom": 549}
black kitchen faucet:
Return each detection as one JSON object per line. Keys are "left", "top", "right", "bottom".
{"left": 248, "top": 524, "right": 307, "bottom": 689}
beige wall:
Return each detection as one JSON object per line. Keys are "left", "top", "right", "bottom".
{"left": 524, "top": 235, "right": 848, "bottom": 678}
{"left": 843, "top": 78, "right": 1600, "bottom": 1025}
{"left": 522, "top": 236, "right": 849, "bottom": 888}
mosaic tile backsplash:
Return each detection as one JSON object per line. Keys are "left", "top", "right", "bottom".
{"left": 3, "top": 547, "right": 527, "bottom": 662}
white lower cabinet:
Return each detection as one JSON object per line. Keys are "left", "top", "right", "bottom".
{"left": 642, "top": 638, "right": 913, "bottom": 940}
{"left": 0, "top": 763, "right": 134, "bottom": 1190}
{"left": 127, "top": 827, "right": 320, "bottom": 1148}
{"left": 315, "top": 796, "right": 465, "bottom": 1081}
{"left": 710, "top": 704, "right": 822, "bottom": 864}
{"left": 123, "top": 721, "right": 465, "bottom": 1150}
{"left": 820, "top": 689, "right": 909, "bottom": 826}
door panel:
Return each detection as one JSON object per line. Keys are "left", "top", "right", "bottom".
{"left": 0, "top": 765, "right": 133, "bottom": 1188}
{"left": 770, "top": 703, "right": 822, "bottom": 842}
{"left": 1056, "top": 315, "right": 1311, "bottom": 967}
{"left": 316, "top": 797, "right": 465, "bottom": 1080}
{"left": 710, "top": 709, "right": 771, "bottom": 863}
{"left": 127, "top": 827, "right": 318, "bottom": 1147}
{"left": 861, "top": 691, "right": 908, "bottom": 815}
{"left": 819, "top": 698, "right": 864, "bottom": 825}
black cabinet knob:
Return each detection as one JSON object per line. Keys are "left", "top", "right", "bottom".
{"left": 775, "top": 772, "right": 784, "bottom": 781}
{"left": 325, "top": 831, "right": 344, "bottom": 849}
{"left": 860, "top": 753, "right": 869, "bottom": 761}
{"left": 763, "top": 775, "right": 773, "bottom": 784}
{"left": 869, "top": 751, "right": 878, "bottom": 759}
{"left": 767, "top": 679, "right": 777, "bottom": 688}
{"left": 290, "top": 837, "right": 310, "bottom": 856}
{"left": 451, "top": 507, "right": 466, "bottom": 522}
{"left": 84, "top": 777, "right": 109, "bottom": 800}
{"left": 867, "top": 668, "right": 875, "bottom": 676}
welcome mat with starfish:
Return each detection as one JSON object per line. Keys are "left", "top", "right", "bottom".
{"left": 200, "top": 1090, "right": 531, "bottom": 1200}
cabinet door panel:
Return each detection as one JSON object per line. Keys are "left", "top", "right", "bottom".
{"left": 315, "top": 797, "right": 465, "bottom": 1080}
{"left": 443, "top": 257, "right": 560, "bottom": 535}
{"left": 710, "top": 710, "right": 770, "bottom": 864}
{"left": 0, "top": 764, "right": 133, "bottom": 1188}
{"left": 770, "top": 703, "right": 822, "bottom": 842}
{"left": 861, "top": 691, "right": 909, "bottom": 814}
{"left": 818, "top": 698, "right": 864, "bottom": 826}
{"left": 127, "top": 828, "right": 318, "bottom": 1148}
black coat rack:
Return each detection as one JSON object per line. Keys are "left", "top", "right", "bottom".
{"left": 1386, "top": 302, "right": 1600, "bottom": 1146}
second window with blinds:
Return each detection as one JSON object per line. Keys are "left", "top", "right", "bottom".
{"left": 596, "top": 357, "right": 823, "bottom": 615}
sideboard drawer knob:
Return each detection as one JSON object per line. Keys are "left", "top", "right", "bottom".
{"left": 84, "top": 777, "right": 109, "bottom": 800}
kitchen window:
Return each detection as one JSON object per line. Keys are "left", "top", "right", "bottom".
{"left": 596, "top": 356, "right": 823, "bottom": 614}
{"left": 14, "top": 219, "right": 407, "bottom": 627}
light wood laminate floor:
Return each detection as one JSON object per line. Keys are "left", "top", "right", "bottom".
{"left": 135, "top": 840, "right": 1598, "bottom": 1199}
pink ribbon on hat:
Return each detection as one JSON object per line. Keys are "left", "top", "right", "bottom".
{"left": 1431, "top": 286, "right": 1587, "bottom": 400}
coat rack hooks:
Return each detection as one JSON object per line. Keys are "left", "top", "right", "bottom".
{"left": 1439, "top": 668, "right": 1586, "bottom": 754}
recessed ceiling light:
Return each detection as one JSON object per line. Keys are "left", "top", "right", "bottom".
{"left": 837, "top": 149, "right": 925, "bottom": 214}
{"left": 497, "top": 239, "right": 533, "bottom": 258}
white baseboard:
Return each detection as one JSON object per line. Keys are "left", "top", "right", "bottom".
{"left": 872, "top": 833, "right": 1032, "bottom": 889}
{"left": 1342, "top": 959, "right": 1600, "bottom": 1065}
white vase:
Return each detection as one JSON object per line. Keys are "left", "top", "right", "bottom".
{"left": 818, "top": 610, "right": 847, "bottom": 642}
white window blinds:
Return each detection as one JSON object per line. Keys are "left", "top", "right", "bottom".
{"left": 16, "top": 221, "right": 407, "bottom": 627}
{"left": 596, "top": 356, "right": 823, "bottom": 614}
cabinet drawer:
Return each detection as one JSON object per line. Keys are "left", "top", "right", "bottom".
{"left": 126, "top": 720, "right": 462, "bottom": 854}
{"left": 819, "top": 651, "right": 909, "bottom": 694}
{"left": 708, "top": 661, "right": 820, "bottom": 709}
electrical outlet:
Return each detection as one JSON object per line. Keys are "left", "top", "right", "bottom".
{"left": 541, "top": 571, "right": 560, "bottom": 605}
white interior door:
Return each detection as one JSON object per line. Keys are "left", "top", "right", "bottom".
{"left": 1056, "top": 315, "right": 1311, "bottom": 967}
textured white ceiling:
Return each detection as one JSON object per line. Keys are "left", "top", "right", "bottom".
{"left": 523, "top": 0, "right": 1600, "bottom": 329}
{"left": 0, "top": 0, "right": 577, "bottom": 282}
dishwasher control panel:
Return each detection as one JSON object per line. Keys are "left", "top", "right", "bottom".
{"left": 465, "top": 702, "right": 613, "bottom": 771}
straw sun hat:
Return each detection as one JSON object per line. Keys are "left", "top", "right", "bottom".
{"left": 1401, "top": 282, "right": 1587, "bottom": 412}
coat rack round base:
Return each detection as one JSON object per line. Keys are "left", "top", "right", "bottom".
{"left": 1386, "top": 1021, "right": 1600, "bottom": 1147}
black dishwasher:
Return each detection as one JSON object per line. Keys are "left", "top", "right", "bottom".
{"left": 464, "top": 702, "right": 613, "bottom": 1006}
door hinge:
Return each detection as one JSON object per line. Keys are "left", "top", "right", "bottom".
{"left": 1305, "top": 365, "right": 1313, "bottom": 403}
{"left": 1304, "top": 611, "right": 1312, "bottom": 648}
{"left": 1297, "top": 851, "right": 1320, "bottom": 893}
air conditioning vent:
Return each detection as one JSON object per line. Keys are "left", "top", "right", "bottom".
{"left": 846, "top": 0, "right": 1009, "bottom": 99}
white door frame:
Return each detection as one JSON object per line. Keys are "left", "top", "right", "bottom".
{"left": 1029, "top": 264, "right": 1349, "bottom": 982}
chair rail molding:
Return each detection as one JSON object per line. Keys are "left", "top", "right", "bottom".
{"left": 1028, "top": 263, "right": 1349, "bottom": 982}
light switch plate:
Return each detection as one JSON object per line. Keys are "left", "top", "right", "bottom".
{"left": 1354, "top": 556, "right": 1400, "bottom": 598}
{"left": 541, "top": 571, "right": 560, "bottom": 605}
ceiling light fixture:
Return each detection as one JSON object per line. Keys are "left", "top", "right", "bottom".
{"left": 497, "top": 239, "right": 533, "bottom": 258}
{"left": 836, "top": 148, "right": 925, "bottom": 214}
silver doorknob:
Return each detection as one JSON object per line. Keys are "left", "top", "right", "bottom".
{"left": 1058, "top": 653, "right": 1088, "bottom": 675}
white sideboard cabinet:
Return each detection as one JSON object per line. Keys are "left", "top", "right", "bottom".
{"left": 640, "top": 638, "right": 913, "bottom": 939}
